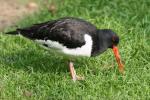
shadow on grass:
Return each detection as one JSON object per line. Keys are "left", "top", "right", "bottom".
{"left": 1, "top": 47, "right": 90, "bottom": 74}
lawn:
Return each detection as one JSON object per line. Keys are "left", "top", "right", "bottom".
{"left": 0, "top": 0, "right": 150, "bottom": 99}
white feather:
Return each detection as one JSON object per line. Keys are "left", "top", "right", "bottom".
{"left": 35, "top": 34, "right": 93, "bottom": 57}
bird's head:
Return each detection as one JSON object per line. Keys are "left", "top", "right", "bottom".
{"left": 97, "top": 29, "right": 119, "bottom": 48}
{"left": 97, "top": 29, "right": 124, "bottom": 73}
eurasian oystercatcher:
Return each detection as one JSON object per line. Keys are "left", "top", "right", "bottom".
{"left": 6, "top": 17, "right": 124, "bottom": 81}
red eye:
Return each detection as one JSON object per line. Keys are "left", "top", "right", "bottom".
{"left": 112, "top": 35, "right": 119, "bottom": 44}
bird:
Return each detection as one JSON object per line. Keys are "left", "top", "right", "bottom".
{"left": 6, "top": 17, "right": 124, "bottom": 81}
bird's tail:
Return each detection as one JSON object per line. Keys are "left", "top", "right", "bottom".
{"left": 5, "top": 30, "right": 20, "bottom": 35}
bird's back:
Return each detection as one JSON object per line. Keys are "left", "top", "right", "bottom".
{"left": 18, "top": 17, "right": 97, "bottom": 38}
{"left": 16, "top": 17, "right": 97, "bottom": 48}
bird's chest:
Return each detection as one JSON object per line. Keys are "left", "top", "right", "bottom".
{"left": 35, "top": 34, "right": 93, "bottom": 57}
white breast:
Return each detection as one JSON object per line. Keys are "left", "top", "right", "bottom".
{"left": 35, "top": 34, "right": 93, "bottom": 57}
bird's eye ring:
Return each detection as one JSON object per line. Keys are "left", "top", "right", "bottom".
{"left": 112, "top": 35, "right": 119, "bottom": 44}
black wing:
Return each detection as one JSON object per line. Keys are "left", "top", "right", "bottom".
{"left": 17, "top": 17, "right": 97, "bottom": 48}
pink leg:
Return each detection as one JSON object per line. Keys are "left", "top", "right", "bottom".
{"left": 69, "top": 61, "right": 84, "bottom": 81}
{"left": 69, "top": 62, "right": 77, "bottom": 81}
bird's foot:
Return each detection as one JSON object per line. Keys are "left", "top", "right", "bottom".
{"left": 76, "top": 75, "right": 85, "bottom": 81}
{"left": 72, "top": 75, "right": 85, "bottom": 82}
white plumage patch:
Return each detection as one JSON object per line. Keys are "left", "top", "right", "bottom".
{"left": 35, "top": 34, "right": 93, "bottom": 57}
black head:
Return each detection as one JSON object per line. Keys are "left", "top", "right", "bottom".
{"left": 97, "top": 29, "right": 119, "bottom": 48}
{"left": 92, "top": 29, "right": 119, "bottom": 56}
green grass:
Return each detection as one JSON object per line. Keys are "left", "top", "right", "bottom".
{"left": 0, "top": 0, "right": 150, "bottom": 99}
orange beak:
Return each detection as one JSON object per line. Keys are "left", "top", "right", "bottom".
{"left": 112, "top": 45, "right": 124, "bottom": 73}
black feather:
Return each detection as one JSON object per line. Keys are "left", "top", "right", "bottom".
{"left": 5, "top": 30, "right": 18, "bottom": 35}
